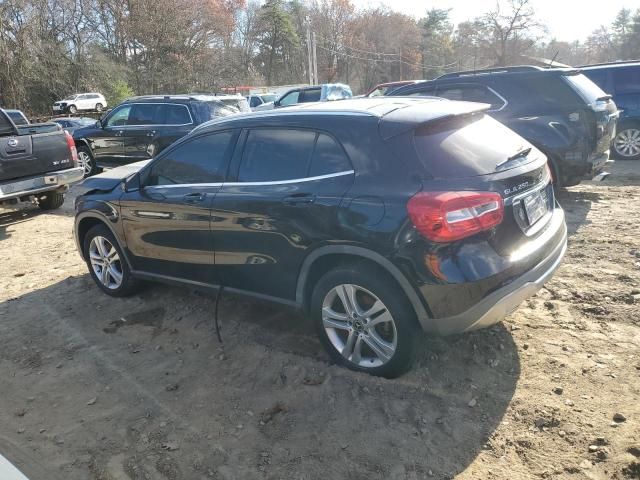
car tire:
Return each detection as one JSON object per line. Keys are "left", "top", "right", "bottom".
{"left": 83, "top": 224, "right": 140, "bottom": 297}
{"left": 77, "top": 146, "right": 97, "bottom": 177}
{"left": 68, "top": 105, "right": 77, "bottom": 114}
{"left": 310, "top": 264, "right": 420, "bottom": 378}
{"left": 95, "top": 103, "right": 103, "bottom": 113}
{"left": 37, "top": 191, "right": 65, "bottom": 210}
{"left": 613, "top": 126, "right": 640, "bottom": 160}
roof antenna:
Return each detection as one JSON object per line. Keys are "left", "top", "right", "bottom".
{"left": 549, "top": 51, "right": 559, "bottom": 68}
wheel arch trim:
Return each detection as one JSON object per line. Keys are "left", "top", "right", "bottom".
{"left": 295, "top": 245, "right": 431, "bottom": 329}
{"left": 74, "top": 211, "right": 132, "bottom": 270}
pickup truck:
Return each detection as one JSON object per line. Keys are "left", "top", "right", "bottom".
{"left": 0, "top": 109, "right": 83, "bottom": 210}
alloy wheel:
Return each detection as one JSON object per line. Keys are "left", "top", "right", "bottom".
{"left": 322, "top": 284, "right": 397, "bottom": 368}
{"left": 614, "top": 128, "right": 640, "bottom": 158}
{"left": 78, "top": 150, "right": 93, "bottom": 176}
{"left": 89, "top": 236, "right": 123, "bottom": 289}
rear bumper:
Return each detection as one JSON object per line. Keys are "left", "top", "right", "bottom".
{"left": 424, "top": 213, "right": 567, "bottom": 335}
{"left": 0, "top": 167, "right": 84, "bottom": 202}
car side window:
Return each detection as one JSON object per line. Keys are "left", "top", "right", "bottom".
{"left": 406, "top": 87, "right": 437, "bottom": 97}
{"left": 309, "top": 134, "right": 351, "bottom": 176}
{"left": 162, "top": 104, "right": 192, "bottom": 125}
{"left": 437, "top": 85, "right": 505, "bottom": 110}
{"left": 250, "top": 96, "right": 261, "bottom": 108}
{"left": 301, "top": 89, "right": 321, "bottom": 103}
{"left": 279, "top": 91, "right": 300, "bottom": 106}
{"left": 238, "top": 129, "right": 316, "bottom": 182}
{"left": 147, "top": 131, "right": 235, "bottom": 186}
{"left": 613, "top": 67, "right": 640, "bottom": 94}
{"left": 129, "top": 103, "right": 163, "bottom": 125}
{"left": 105, "top": 105, "right": 132, "bottom": 127}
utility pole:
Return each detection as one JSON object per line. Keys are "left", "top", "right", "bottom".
{"left": 399, "top": 47, "right": 403, "bottom": 81}
{"left": 312, "top": 32, "right": 318, "bottom": 85}
{"left": 306, "top": 26, "right": 314, "bottom": 85}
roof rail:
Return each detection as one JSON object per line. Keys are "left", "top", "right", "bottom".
{"left": 578, "top": 59, "right": 640, "bottom": 68}
{"left": 436, "top": 65, "right": 543, "bottom": 79}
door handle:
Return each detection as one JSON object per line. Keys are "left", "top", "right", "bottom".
{"left": 146, "top": 131, "right": 156, "bottom": 137}
{"left": 184, "top": 192, "right": 207, "bottom": 203}
{"left": 283, "top": 193, "right": 315, "bottom": 205}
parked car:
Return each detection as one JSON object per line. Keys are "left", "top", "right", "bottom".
{"left": 214, "top": 94, "right": 251, "bottom": 113}
{"left": 4, "top": 109, "right": 29, "bottom": 126}
{"left": 365, "top": 80, "right": 420, "bottom": 97}
{"left": 52, "top": 117, "right": 97, "bottom": 134}
{"left": 390, "top": 66, "right": 619, "bottom": 187}
{"left": 247, "top": 92, "right": 278, "bottom": 110}
{"left": 72, "top": 95, "right": 236, "bottom": 177}
{"left": 580, "top": 61, "right": 640, "bottom": 160}
{"left": 0, "top": 108, "right": 83, "bottom": 210}
{"left": 74, "top": 97, "right": 567, "bottom": 377}
{"left": 255, "top": 84, "right": 353, "bottom": 110}
{"left": 53, "top": 93, "right": 107, "bottom": 114}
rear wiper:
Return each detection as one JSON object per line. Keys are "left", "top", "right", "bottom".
{"left": 496, "top": 147, "right": 531, "bottom": 170}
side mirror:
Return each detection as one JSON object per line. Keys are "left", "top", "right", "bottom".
{"left": 123, "top": 172, "right": 140, "bottom": 192}
{"left": 273, "top": 100, "right": 280, "bottom": 108}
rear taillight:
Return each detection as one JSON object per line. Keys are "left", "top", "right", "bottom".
{"left": 64, "top": 130, "right": 78, "bottom": 165}
{"left": 407, "top": 191, "right": 504, "bottom": 243}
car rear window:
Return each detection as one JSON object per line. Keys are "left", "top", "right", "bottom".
{"left": 414, "top": 114, "right": 536, "bottom": 178}
{"left": 563, "top": 72, "right": 609, "bottom": 104}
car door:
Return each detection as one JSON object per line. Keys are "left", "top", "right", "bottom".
{"left": 119, "top": 129, "right": 238, "bottom": 283}
{"left": 210, "top": 128, "right": 354, "bottom": 300}
{"left": 75, "top": 94, "right": 90, "bottom": 110}
{"left": 124, "top": 103, "right": 194, "bottom": 161}
{"left": 89, "top": 103, "right": 132, "bottom": 163}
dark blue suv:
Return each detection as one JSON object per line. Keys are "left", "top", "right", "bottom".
{"left": 390, "top": 66, "right": 618, "bottom": 186}
{"left": 581, "top": 61, "right": 640, "bottom": 160}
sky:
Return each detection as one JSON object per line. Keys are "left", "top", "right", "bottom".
{"left": 353, "top": 0, "right": 633, "bottom": 42}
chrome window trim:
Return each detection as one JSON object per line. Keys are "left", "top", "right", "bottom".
{"left": 144, "top": 170, "right": 355, "bottom": 189}
{"left": 105, "top": 102, "right": 194, "bottom": 128}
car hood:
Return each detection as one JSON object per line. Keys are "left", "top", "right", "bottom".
{"left": 79, "top": 160, "right": 151, "bottom": 192}
{"left": 72, "top": 125, "right": 98, "bottom": 139}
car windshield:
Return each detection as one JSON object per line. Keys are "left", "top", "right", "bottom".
{"left": 63, "top": 95, "right": 78, "bottom": 101}
{"left": 74, "top": 118, "right": 96, "bottom": 126}
{"left": 261, "top": 94, "right": 276, "bottom": 103}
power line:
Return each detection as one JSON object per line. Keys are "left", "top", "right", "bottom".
{"left": 315, "top": 44, "right": 458, "bottom": 70}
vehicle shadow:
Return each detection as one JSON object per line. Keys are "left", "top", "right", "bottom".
{"left": 0, "top": 277, "right": 519, "bottom": 480}
{"left": 555, "top": 188, "right": 599, "bottom": 236}
{"left": 0, "top": 201, "right": 74, "bottom": 242}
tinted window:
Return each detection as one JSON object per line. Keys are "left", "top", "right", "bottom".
{"left": 148, "top": 131, "right": 235, "bottom": 185}
{"left": 406, "top": 87, "right": 436, "bottom": 97}
{"left": 309, "top": 134, "right": 351, "bottom": 176}
{"left": 106, "top": 105, "right": 132, "bottom": 127}
{"left": 250, "top": 96, "right": 261, "bottom": 107}
{"left": 129, "top": 103, "right": 163, "bottom": 125}
{"left": 613, "top": 67, "right": 640, "bottom": 94}
{"left": 302, "top": 89, "right": 321, "bottom": 102}
{"left": 0, "top": 111, "right": 15, "bottom": 134}
{"left": 516, "top": 75, "right": 584, "bottom": 108}
{"left": 239, "top": 129, "right": 316, "bottom": 182}
{"left": 279, "top": 91, "right": 300, "bottom": 106}
{"left": 162, "top": 104, "right": 192, "bottom": 124}
{"left": 437, "top": 85, "right": 505, "bottom": 110}
{"left": 414, "top": 115, "right": 537, "bottom": 178}
{"left": 6, "top": 111, "right": 27, "bottom": 125}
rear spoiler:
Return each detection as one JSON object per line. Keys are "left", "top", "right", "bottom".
{"left": 378, "top": 100, "right": 490, "bottom": 140}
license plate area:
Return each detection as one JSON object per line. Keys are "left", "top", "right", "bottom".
{"left": 523, "top": 190, "right": 548, "bottom": 226}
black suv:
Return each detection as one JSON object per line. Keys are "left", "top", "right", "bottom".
{"left": 72, "top": 95, "right": 236, "bottom": 177}
{"left": 74, "top": 98, "right": 567, "bottom": 377}
{"left": 390, "top": 66, "right": 618, "bottom": 186}
{"left": 580, "top": 61, "right": 640, "bottom": 160}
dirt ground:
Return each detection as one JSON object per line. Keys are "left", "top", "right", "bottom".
{"left": 1, "top": 162, "right": 639, "bottom": 480}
